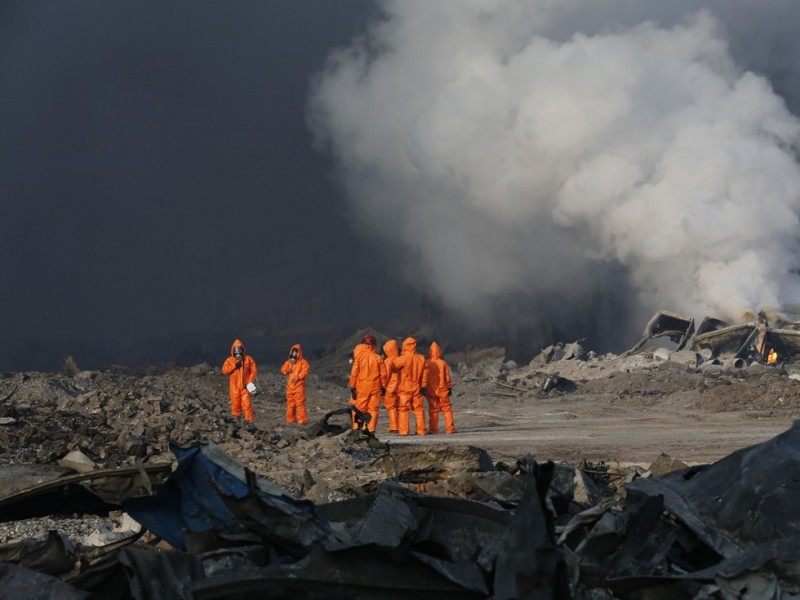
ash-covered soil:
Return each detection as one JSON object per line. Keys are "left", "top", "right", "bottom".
{"left": 2, "top": 347, "right": 798, "bottom": 473}
{"left": 2, "top": 345, "right": 799, "bottom": 555}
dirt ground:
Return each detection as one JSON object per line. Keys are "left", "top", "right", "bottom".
{"left": 391, "top": 384, "right": 794, "bottom": 466}
{"left": 371, "top": 351, "right": 800, "bottom": 467}
{"left": 3, "top": 344, "right": 800, "bottom": 473}
{"left": 276, "top": 345, "right": 800, "bottom": 469}
{"left": 3, "top": 344, "right": 799, "bottom": 597}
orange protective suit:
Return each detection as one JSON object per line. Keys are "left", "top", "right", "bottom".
{"left": 349, "top": 342, "right": 387, "bottom": 432}
{"left": 280, "top": 343, "right": 310, "bottom": 424}
{"left": 392, "top": 337, "right": 428, "bottom": 436}
{"left": 425, "top": 341, "right": 457, "bottom": 434}
{"left": 382, "top": 339, "right": 400, "bottom": 433}
{"left": 348, "top": 343, "right": 367, "bottom": 428}
{"left": 348, "top": 343, "right": 366, "bottom": 429}
{"left": 221, "top": 339, "right": 258, "bottom": 422}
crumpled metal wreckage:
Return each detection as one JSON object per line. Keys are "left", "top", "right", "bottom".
{"left": 0, "top": 436, "right": 569, "bottom": 599}
{"left": 620, "top": 310, "right": 696, "bottom": 358}
{"left": 6, "top": 412, "right": 800, "bottom": 598}
{"left": 560, "top": 419, "right": 800, "bottom": 599}
{"left": 621, "top": 309, "right": 800, "bottom": 366}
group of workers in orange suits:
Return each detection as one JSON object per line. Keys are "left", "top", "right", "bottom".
{"left": 349, "top": 334, "right": 457, "bottom": 436}
{"left": 222, "top": 334, "right": 456, "bottom": 436}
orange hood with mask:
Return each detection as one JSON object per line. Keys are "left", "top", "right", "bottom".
{"left": 222, "top": 338, "right": 257, "bottom": 394}
{"left": 383, "top": 339, "right": 399, "bottom": 359}
{"left": 280, "top": 343, "right": 309, "bottom": 394}
{"left": 230, "top": 339, "right": 246, "bottom": 356}
{"left": 426, "top": 340, "right": 451, "bottom": 396}
{"left": 383, "top": 339, "right": 400, "bottom": 390}
{"left": 394, "top": 337, "right": 427, "bottom": 393}
{"left": 289, "top": 343, "right": 304, "bottom": 361}
{"left": 349, "top": 341, "right": 387, "bottom": 394}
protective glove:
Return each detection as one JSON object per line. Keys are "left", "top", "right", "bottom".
{"left": 420, "top": 387, "right": 428, "bottom": 397}
{"left": 448, "top": 388, "right": 452, "bottom": 396}
{"left": 235, "top": 361, "right": 242, "bottom": 369}
{"left": 350, "top": 387, "right": 357, "bottom": 399}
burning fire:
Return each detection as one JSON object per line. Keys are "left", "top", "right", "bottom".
{"left": 767, "top": 348, "right": 778, "bottom": 365}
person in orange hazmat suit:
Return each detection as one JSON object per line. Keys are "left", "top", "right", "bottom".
{"left": 349, "top": 334, "right": 387, "bottom": 433}
{"left": 425, "top": 341, "right": 457, "bottom": 434}
{"left": 348, "top": 342, "right": 367, "bottom": 429}
{"left": 221, "top": 339, "right": 258, "bottom": 423}
{"left": 392, "top": 337, "right": 428, "bottom": 436}
{"left": 280, "top": 343, "right": 310, "bottom": 424}
{"left": 382, "top": 338, "right": 401, "bottom": 433}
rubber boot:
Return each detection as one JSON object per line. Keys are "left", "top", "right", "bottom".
{"left": 387, "top": 409, "right": 399, "bottom": 433}
{"left": 427, "top": 396, "right": 440, "bottom": 434}
{"left": 398, "top": 410, "right": 410, "bottom": 435}
{"left": 412, "top": 395, "right": 426, "bottom": 436}
{"left": 367, "top": 395, "right": 380, "bottom": 433}
{"left": 444, "top": 409, "right": 457, "bottom": 434}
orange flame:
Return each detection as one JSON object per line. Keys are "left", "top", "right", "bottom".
{"left": 767, "top": 348, "right": 778, "bottom": 365}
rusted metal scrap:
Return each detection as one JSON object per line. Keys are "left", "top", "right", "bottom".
{"left": 691, "top": 320, "right": 760, "bottom": 361}
{"left": 690, "top": 311, "right": 800, "bottom": 364}
{"left": 622, "top": 309, "right": 800, "bottom": 365}
{"left": 619, "top": 310, "right": 695, "bottom": 358}
{"left": 79, "top": 442, "right": 567, "bottom": 599}
{"left": 0, "top": 463, "right": 172, "bottom": 522}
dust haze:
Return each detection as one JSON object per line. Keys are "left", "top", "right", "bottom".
{"left": 308, "top": 0, "right": 800, "bottom": 347}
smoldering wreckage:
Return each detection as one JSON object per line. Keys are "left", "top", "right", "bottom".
{"left": 3, "top": 312, "right": 800, "bottom": 599}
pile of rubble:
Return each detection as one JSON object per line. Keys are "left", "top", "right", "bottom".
{"left": 0, "top": 365, "right": 256, "bottom": 468}
{"left": 4, "top": 316, "right": 800, "bottom": 598}
{"left": 0, "top": 357, "right": 625, "bottom": 598}
{"left": 4, "top": 421, "right": 800, "bottom": 598}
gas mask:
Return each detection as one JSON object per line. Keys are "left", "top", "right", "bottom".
{"left": 290, "top": 349, "right": 298, "bottom": 363}
{"left": 233, "top": 345, "right": 244, "bottom": 359}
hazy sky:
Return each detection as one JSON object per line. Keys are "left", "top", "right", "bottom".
{"left": 2, "top": 1, "right": 800, "bottom": 370}
{"left": 310, "top": 0, "right": 800, "bottom": 340}
{"left": 1, "top": 1, "right": 398, "bottom": 370}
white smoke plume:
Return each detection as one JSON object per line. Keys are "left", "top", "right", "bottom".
{"left": 308, "top": 1, "right": 800, "bottom": 341}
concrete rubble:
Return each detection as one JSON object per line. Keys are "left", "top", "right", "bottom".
{"left": 2, "top": 317, "right": 800, "bottom": 598}
{"left": 516, "top": 309, "right": 800, "bottom": 403}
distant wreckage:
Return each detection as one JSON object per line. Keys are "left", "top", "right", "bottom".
{"left": 616, "top": 309, "right": 800, "bottom": 368}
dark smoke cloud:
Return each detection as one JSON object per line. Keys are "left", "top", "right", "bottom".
{"left": 0, "top": 1, "right": 409, "bottom": 371}
{"left": 4, "top": 1, "right": 800, "bottom": 370}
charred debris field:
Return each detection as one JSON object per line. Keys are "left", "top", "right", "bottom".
{"left": 2, "top": 317, "right": 800, "bottom": 598}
